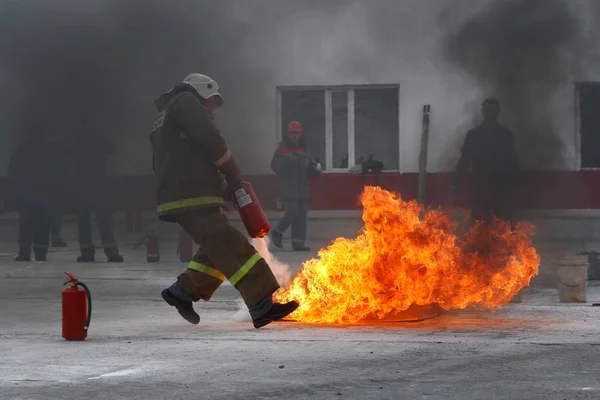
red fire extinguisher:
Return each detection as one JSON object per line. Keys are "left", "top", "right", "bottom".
{"left": 146, "top": 227, "right": 160, "bottom": 263}
{"left": 62, "top": 272, "right": 92, "bottom": 341}
{"left": 232, "top": 181, "right": 271, "bottom": 238}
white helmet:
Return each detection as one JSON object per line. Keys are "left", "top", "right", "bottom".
{"left": 183, "top": 73, "right": 222, "bottom": 101}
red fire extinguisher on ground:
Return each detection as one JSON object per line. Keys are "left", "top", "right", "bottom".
{"left": 146, "top": 227, "right": 160, "bottom": 263}
{"left": 232, "top": 181, "right": 271, "bottom": 238}
{"left": 62, "top": 272, "right": 92, "bottom": 341}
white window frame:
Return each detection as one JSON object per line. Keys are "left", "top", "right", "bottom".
{"left": 276, "top": 84, "right": 401, "bottom": 173}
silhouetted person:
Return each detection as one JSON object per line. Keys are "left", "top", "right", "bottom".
{"left": 453, "top": 98, "right": 521, "bottom": 225}
{"left": 67, "top": 135, "right": 123, "bottom": 262}
{"left": 50, "top": 212, "right": 68, "bottom": 247}
{"left": 5, "top": 136, "right": 64, "bottom": 261}
{"left": 361, "top": 154, "right": 384, "bottom": 186}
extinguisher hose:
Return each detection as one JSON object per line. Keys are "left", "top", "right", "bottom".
{"left": 76, "top": 281, "right": 92, "bottom": 332}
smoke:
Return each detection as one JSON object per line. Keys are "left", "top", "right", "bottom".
{"left": 441, "top": 0, "right": 588, "bottom": 170}
{"left": 232, "top": 236, "right": 292, "bottom": 322}
{"left": 1, "top": 0, "right": 597, "bottom": 175}
{"left": 0, "top": 0, "right": 460, "bottom": 175}
{"left": 251, "top": 237, "right": 293, "bottom": 287}
{"left": 0, "top": 0, "right": 281, "bottom": 171}
{"left": 0, "top": 1, "right": 140, "bottom": 142}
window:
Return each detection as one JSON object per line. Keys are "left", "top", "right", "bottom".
{"left": 277, "top": 85, "right": 400, "bottom": 171}
{"left": 579, "top": 82, "right": 600, "bottom": 168}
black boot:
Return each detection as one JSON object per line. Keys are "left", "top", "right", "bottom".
{"left": 35, "top": 254, "right": 47, "bottom": 262}
{"left": 270, "top": 231, "right": 283, "bottom": 249}
{"left": 77, "top": 252, "right": 95, "bottom": 262}
{"left": 16, "top": 246, "right": 31, "bottom": 261}
{"left": 292, "top": 243, "right": 311, "bottom": 252}
{"left": 161, "top": 289, "right": 200, "bottom": 325}
{"left": 107, "top": 252, "right": 124, "bottom": 263}
{"left": 253, "top": 301, "right": 299, "bottom": 329}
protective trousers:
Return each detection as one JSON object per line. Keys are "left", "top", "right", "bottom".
{"left": 174, "top": 208, "right": 280, "bottom": 308}
{"left": 77, "top": 209, "right": 119, "bottom": 256}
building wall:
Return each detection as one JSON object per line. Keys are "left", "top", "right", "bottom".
{"left": 103, "top": 67, "right": 592, "bottom": 176}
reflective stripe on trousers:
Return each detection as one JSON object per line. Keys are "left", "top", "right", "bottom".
{"left": 187, "top": 252, "right": 262, "bottom": 287}
{"left": 229, "top": 252, "right": 262, "bottom": 286}
{"left": 188, "top": 261, "right": 225, "bottom": 281}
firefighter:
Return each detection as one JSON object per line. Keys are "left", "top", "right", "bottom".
{"left": 67, "top": 135, "right": 123, "bottom": 262}
{"left": 270, "top": 120, "right": 321, "bottom": 251}
{"left": 150, "top": 73, "right": 299, "bottom": 328}
{"left": 5, "top": 135, "right": 63, "bottom": 261}
{"left": 453, "top": 97, "right": 521, "bottom": 225}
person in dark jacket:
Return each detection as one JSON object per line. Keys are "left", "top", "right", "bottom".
{"left": 66, "top": 135, "right": 123, "bottom": 262}
{"left": 150, "top": 73, "right": 298, "bottom": 328}
{"left": 5, "top": 136, "right": 64, "bottom": 261}
{"left": 270, "top": 120, "right": 321, "bottom": 251}
{"left": 453, "top": 97, "right": 521, "bottom": 225}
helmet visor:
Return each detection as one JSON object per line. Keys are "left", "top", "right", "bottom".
{"left": 207, "top": 93, "right": 224, "bottom": 109}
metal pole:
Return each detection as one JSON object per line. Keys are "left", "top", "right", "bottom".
{"left": 347, "top": 89, "right": 355, "bottom": 169}
{"left": 418, "top": 104, "right": 431, "bottom": 205}
{"left": 325, "top": 90, "right": 333, "bottom": 171}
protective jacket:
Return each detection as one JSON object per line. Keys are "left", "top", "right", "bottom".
{"left": 271, "top": 136, "right": 320, "bottom": 201}
{"left": 150, "top": 86, "right": 240, "bottom": 222}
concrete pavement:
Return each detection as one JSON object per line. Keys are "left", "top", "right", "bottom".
{"left": 1, "top": 219, "right": 600, "bottom": 399}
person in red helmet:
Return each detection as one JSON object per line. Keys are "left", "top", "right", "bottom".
{"left": 270, "top": 120, "right": 321, "bottom": 251}
{"left": 150, "top": 73, "right": 299, "bottom": 328}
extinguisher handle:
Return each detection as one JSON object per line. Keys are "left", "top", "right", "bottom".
{"left": 63, "top": 271, "right": 78, "bottom": 285}
{"left": 76, "top": 281, "right": 92, "bottom": 332}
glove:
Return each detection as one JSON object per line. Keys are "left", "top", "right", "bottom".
{"left": 220, "top": 180, "right": 240, "bottom": 202}
{"left": 219, "top": 157, "right": 241, "bottom": 193}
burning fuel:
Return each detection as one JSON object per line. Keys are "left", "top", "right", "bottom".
{"left": 275, "top": 186, "right": 540, "bottom": 324}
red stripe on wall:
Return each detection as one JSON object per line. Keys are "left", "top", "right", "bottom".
{"left": 1, "top": 171, "right": 599, "bottom": 212}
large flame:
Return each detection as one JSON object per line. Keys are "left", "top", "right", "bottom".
{"left": 275, "top": 186, "right": 540, "bottom": 324}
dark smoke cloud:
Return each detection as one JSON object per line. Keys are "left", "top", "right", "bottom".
{"left": 0, "top": 0, "right": 282, "bottom": 170}
{"left": 442, "top": 0, "right": 586, "bottom": 170}
{"left": 0, "top": 0, "right": 372, "bottom": 173}
{"left": 0, "top": 1, "right": 228, "bottom": 140}
{"left": 3, "top": 0, "right": 591, "bottom": 175}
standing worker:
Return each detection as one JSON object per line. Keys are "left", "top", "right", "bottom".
{"left": 150, "top": 73, "right": 299, "bottom": 328}
{"left": 270, "top": 121, "right": 321, "bottom": 251}
{"left": 50, "top": 212, "right": 68, "bottom": 247}
{"left": 67, "top": 135, "right": 124, "bottom": 262}
{"left": 453, "top": 97, "right": 521, "bottom": 225}
{"left": 5, "top": 136, "right": 63, "bottom": 261}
